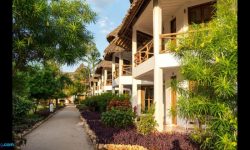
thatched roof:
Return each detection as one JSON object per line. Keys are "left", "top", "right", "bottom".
{"left": 95, "top": 67, "right": 102, "bottom": 74}
{"left": 74, "top": 64, "right": 87, "bottom": 72}
{"left": 118, "top": 0, "right": 150, "bottom": 37}
{"left": 95, "top": 60, "right": 112, "bottom": 74}
{"left": 97, "top": 60, "right": 112, "bottom": 69}
{"left": 103, "top": 36, "right": 128, "bottom": 61}
{"left": 89, "top": 74, "right": 101, "bottom": 82}
{"left": 103, "top": 0, "right": 151, "bottom": 61}
{"left": 106, "top": 26, "right": 121, "bottom": 43}
{"left": 104, "top": 38, "right": 125, "bottom": 54}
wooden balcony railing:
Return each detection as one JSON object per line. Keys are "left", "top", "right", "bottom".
{"left": 160, "top": 29, "right": 209, "bottom": 54}
{"left": 107, "top": 73, "right": 112, "bottom": 81}
{"left": 106, "top": 79, "right": 112, "bottom": 85}
{"left": 122, "top": 64, "right": 132, "bottom": 76}
{"left": 160, "top": 32, "right": 185, "bottom": 54}
{"left": 134, "top": 40, "right": 154, "bottom": 66}
{"left": 113, "top": 68, "right": 119, "bottom": 79}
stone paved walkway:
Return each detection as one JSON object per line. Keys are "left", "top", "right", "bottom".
{"left": 21, "top": 104, "right": 94, "bottom": 150}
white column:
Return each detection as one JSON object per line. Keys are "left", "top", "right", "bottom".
{"left": 112, "top": 54, "right": 115, "bottom": 93}
{"left": 118, "top": 53, "right": 124, "bottom": 94}
{"left": 132, "top": 25, "right": 139, "bottom": 115}
{"left": 101, "top": 69, "right": 104, "bottom": 92}
{"left": 137, "top": 85, "right": 141, "bottom": 116}
{"left": 153, "top": 0, "right": 164, "bottom": 131}
{"left": 104, "top": 69, "right": 107, "bottom": 92}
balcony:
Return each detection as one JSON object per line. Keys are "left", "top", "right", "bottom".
{"left": 134, "top": 40, "right": 154, "bottom": 66}
{"left": 113, "top": 68, "right": 119, "bottom": 79}
{"left": 106, "top": 79, "right": 112, "bottom": 86}
{"left": 122, "top": 64, "right": 132, "bottom": 76}
{"left": 160, "top": 29, "right": 209, "bottom": 53}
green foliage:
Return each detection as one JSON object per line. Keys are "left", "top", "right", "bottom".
{"left": 83, "top": 47, "right": 101, "bottom": 75}
{"left": 13, "top": 0, "right": 97, "bottom": 70}
{"left": 76, "top": 104, "right": 88, "bottom": 111}
{"left": 171, "top": 0, "right": 237, "bottom": 149}
{"left": 13, "top": 94, "right": 34, "bottom": 121}
{"left": 12, "top": 70, "right": 31, "bottom": 98}
{"left": 81, "top": 92, "right": 115, "bottom": 112}
{"left": 112, "top": 94, "right": 131, "bottom": 101}
{"left": 107, "top": 100, "right": 131, "bottom": 111}
{"left": 136, "top": 104, "right": 157, "bottom": 135}
{"left": 101, "top": 108, "right": 135, "bottom": 128}
{"left": 74, "top": 98, "right": 80, "bottom": 104}
{"left": 29, "top": 65, "right": 58, "bottom": 100}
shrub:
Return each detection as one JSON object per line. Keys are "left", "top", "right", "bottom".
{"left": 112, "top": 94, "right": 131, "bottom": 101}
{"left": 76, "top": 104, "right": 88, "bottom": 111}
{"left": 136, "top": 114, "right": 157, "bottom": 135}
{"left": 13, "top": 95, "right": 34, "bottom": 121}
{"left": 101, "top": 108, "right": 135, "bottom": 128}
{"left": 35, "top": 109, "right": 50, "bottom": 117}
{"left": 107, "top": 100, "right": 131, "bottom": 111}
{"left": 136, "top": 104, "right": 157, "bottom": 135}
{"left": 82, "top": 92, "right": 115, "bottom": 112}
{"left": 81, "top": 111, "right": 123, "bottom": 143}
{"left": 74, "top": 98, "right": 80, "bottom": 104}
{"left": 13, "top": 113, "right": 43, "bottom": 133}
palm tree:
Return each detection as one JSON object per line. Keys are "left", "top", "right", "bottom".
{"left": 82, "top": 43, "right": 101, "bottom": 95}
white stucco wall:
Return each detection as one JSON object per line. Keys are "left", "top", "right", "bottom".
{"left": 133, "top": 56, "right": 155, "bottom": 78}
{"left": 104, "top": 85, "right": 112, "bottom": 91}
{"left": 163, "top": 0, "right": 213, "bottom": 34}
{"left": 112, "top": 76, "right": 133, "bottom": 87}
{"left": 164, "top": 73, "right": 189, "bottom": 128}
{"left": 158, "top": 53, "right": 180, "bottom": 68}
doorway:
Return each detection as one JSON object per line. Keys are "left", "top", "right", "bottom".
{"left": 170, "top": 18, "right": 177, "bottom": 46}
{"left": 171, "top": 76, "right": 177, "bottom": 125}
{"left": 141, "top": 86, "right": 154, "bottom": 113}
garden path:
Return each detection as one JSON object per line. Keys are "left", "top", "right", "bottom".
{"left": 21, "top": 104, "right": 94, "bottom": 150}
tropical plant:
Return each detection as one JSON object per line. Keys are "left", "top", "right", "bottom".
{"left": 13, "top": 0, "right": 97, "bottom": 72}
{"left": 101, "top": 108, "right": 135, "bottom": 128}
{"left": 136, "top": 103, "right": 157, "bottom": 135}
{"left": 13, "top": 94, "right": 34, "bottom": 121}
{"left": 168, "top": 0, "right": 237, "bottom": 149}
{"left": 82, "top": 46, "right": 101, "bottom": 94}
{"left": 81, "top": 92, "right": 115, "bottom": 112}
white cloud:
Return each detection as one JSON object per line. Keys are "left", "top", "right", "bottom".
{"left": 98, "top": 17, "right": 108, "bottom": 27}
{"left": 97, "top": 17, "right": 115, "bottom": 35}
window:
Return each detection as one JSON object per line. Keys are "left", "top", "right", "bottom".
{"left": 123, "top": 59, "right": 130, "bottom": 65}
{"left": 115, "top": 57, "right": 119, "bottom": 63}
{"left": 188, "top": 1, "right": 216, "bottom": 24}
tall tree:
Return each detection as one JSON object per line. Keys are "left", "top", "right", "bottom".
{"left": 83, "top": 44, "right": 101, "bottom": 94}
{"left": 170, "top": 0, "right": 237, "bottom": 149}
{"left": 13, "top": 0, "right": 97, "bottom": 72}
{"left": 83, "top": 44, "right": 101, "bottom": 75}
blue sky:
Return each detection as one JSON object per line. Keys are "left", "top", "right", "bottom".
{"left": 61, "top": 0, "right": 130, "bottom": 72}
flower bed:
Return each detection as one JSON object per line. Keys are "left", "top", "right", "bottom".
{"left": 80, "top": 110, "right": 200, "bottom": 150}
{"left": 81, "top": 111, "right": 125, "bottom": 143}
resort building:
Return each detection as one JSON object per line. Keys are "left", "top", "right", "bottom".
{"left": 96, "top": 0, "right": 216, "bottom": 132}
{"left": 95, "top": 60, "right": 113, "bottom": 94}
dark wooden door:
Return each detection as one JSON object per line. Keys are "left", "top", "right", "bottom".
{"left": 170, "top": 18, "right": 176, "bottom": 46}
{"left": 171, "top": 76, "right": 177, "bottom": 125}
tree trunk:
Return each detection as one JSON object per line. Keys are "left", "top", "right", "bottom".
{"left": 56, "top": 98, "right": 58, "bottom": 109}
